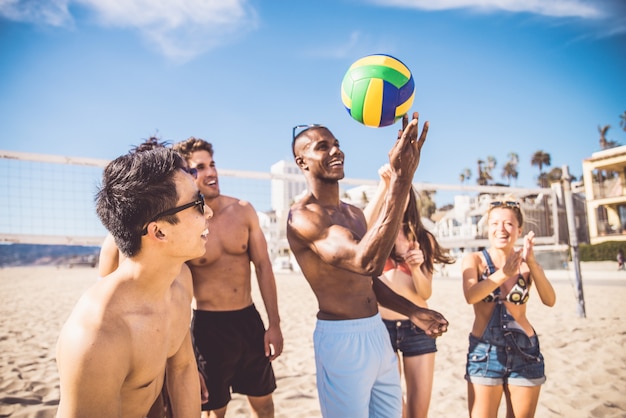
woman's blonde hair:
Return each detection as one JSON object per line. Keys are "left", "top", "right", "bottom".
{"left": 487, "top": 195, "right": 524, "bottom": 227}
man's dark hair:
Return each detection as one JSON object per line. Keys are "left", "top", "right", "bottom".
{"left": 173, "top": 137, "right": 214, "bottom": 161}
{"left": 130, "top": 136, "right": 170, "bottom": 153}
{"left": 291, "top": 126, "right": 327, "bottom": 158}
{"left": 96, "top": 147, "right": 186, "bottom": 257}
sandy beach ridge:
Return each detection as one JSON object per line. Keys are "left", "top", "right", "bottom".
{"left": 1, "top": 262, "right": 624, "bottom": 417}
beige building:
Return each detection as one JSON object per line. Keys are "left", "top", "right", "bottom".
{"left": 582, "top": 145, "right": 626, "bottom": 244}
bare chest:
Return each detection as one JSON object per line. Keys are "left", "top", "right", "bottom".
{"left": 193, "top": 217, "right": 250, "bottom": 265}
{"left": 125, "top": 304, "right": 190, "bottom": 384}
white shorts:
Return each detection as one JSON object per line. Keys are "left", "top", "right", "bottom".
{"left": 313, "top": 313, "right": 402, "bottom": 418}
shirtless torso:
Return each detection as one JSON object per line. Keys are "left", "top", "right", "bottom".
{"left": 188, "top": 195, "right": 258, "bottom": 311}
{"left": 57, "top": 262, "right": 194, "bottom": 417}
{"left": 287, "top": 199, "right": 380, "bottom": 320}
{"left": 174, "top": 140, "right": 282, "bottom": 417}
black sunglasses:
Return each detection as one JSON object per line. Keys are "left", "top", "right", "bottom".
{"left": 490, "top": 200, "right": 520, "bottom": 209}
{"left": 142, "top": 192, "right": 205, "bottom": 235}
{"left": 292, "top": 124, "right": 325, "bottom": 140}
{"left": 183, "top": 167, "right": 198, "bottom": 179}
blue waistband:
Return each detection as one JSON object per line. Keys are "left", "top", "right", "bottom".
{"left": 316, "top": 312, "right": 382, "bottom": 333}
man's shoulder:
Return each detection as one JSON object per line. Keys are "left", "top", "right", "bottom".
{"left": 220, "top": 195, "right": 257, "bottom": 213}
{"left": 288, "top": 198, "right": 325, "bottom": 220}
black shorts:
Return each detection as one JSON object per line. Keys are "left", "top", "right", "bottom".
{"left": 192, "top": 304, "right": 276, "bottom": 411}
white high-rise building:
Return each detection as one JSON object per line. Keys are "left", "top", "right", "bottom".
{"left": 265, "top": 160, "right": 307, "bottom": 272}
{"left": 270, "top": 160, "right": 307, "bottom": 219}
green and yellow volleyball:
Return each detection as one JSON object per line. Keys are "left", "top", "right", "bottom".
{"left": 341, "top": 54, "right": 415, "bottom": 128}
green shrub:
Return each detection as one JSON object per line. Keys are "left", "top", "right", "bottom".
{"left": 578, "top": 241, "right": 626, "bottom": 262}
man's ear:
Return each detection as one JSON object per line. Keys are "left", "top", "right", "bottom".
{"left": 295, "top": 156, "right": 307, "bottom": 170}
{"left": 145, "top": 223, "right": 167, "bottom": 241}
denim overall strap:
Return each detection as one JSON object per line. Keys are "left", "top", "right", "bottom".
{"left": 481, "top": 250, "right": 501, "bottom": 298}
{"left": 478, "top": 250, "right": 506, "bottom": 344}
{"left": 482, "top": 249, "right": 496, "bottom": 274}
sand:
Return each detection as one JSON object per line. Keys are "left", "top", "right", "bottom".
{"left": 1, "top": 263, "right": 625, "bottom": 417}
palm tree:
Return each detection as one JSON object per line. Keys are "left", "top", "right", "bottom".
{"left": 476, "top": 156, "right": 496, "bottom": 186}
{"left": 459, "top": 168, "right": 471, "bottom": 184}
{"left": 598, "top": 125, "right": 610, "bottom": 149}
{"left": 598, "top": 124, "right": 620, "bottom": 149}
{"left": 476, "top": 159, "right": 487, "bottom": 186}
{"left": 531, "top": 151, "right": 551, "bottom": 187}
{"left": 501, "top": 152, "right": 519, "bottom": 186}
{"left": 501, "top": 162, "right": 518, "bottom": 186}
{"left": 418, "top": 190, "right": 436, "bottom": 219}
{"left": 620, "top": 111, "right": 626, "bottom": 132}
{"left": 546, "top": 167, "right": 563, "bottom": 184}
{"left": 486, "top": 156, "right": 497, "bottom": 176}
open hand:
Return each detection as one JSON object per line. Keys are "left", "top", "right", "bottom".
{"left": 522, "top": 231, "right": 536, "bottom": 263}
{"left": 502, "top": 248, "right": 523, "bottom": 277}
{"left": 388, "top": 112, "right": 428, "bottom": 181}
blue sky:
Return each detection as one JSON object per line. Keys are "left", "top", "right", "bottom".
{"left": 1, "top": 0, "right": 625, "bottom": 198}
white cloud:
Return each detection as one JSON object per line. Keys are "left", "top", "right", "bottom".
{"left": 0, "top": 0, "right": 73, "bottom": 26}
{"left": 0, "top": 0, "right": 258, "bottom": 61}
{"left": 367, "top": 0, "right": 626, "bottom": 38}
{"left": 368, "top": 0, "right": 604, "bottom": 18}
{"left": 80, "top": 0, "right": 259, "bottom": 61}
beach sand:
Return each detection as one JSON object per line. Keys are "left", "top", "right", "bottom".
{"left": 1, "top": 263, "right": 625, "bottom": 417}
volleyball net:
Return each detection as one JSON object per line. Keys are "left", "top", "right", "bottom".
{"left": 0, "top": 149, "right": 575, "bottom": 255}
{"left": 0, "top": 150, "right": 279, "bottom": 246}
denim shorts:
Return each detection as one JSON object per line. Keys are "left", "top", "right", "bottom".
{"left": 383, "top": 319, "right": 437, "bottom": 357}
{"left": 465, "top": 333, "right": 546, "bottom": 387}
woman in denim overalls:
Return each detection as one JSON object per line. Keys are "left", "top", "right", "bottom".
{"left": 462, "top": 199, "right": 556, "bottom": 417}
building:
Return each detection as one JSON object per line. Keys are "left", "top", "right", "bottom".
{"left": 260, "top": 159, "right": 589, "bottom": 271}
{"left": 582, "top": 145, "right": 626, "bottom": 245}
{"left": 270, "top": 160, "right": 307, "bottom": 220}
{"left": 265, "top": 160, "right": 308, "bottom": 272}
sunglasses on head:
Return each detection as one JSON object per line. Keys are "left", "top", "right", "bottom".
{"left": 292, "top": 124, "right": 325, "bottom": 140}
{"left": 490, "top": 200, "right": 520, "bottom": 209}
{"left": 141, "top": 192, "right": 205, "bottom": 235}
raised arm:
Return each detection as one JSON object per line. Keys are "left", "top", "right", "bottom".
{"left": 363, "top": 164, "right": 392, "bottom": 228}
{"left": 523, "top": 231, "right": 556, "bottom": 307}
{"left": 404, "top": 240, "right": 433, "bottom": 300}
{"left": 359, "top": 113, "right": 428, "bottom": 275}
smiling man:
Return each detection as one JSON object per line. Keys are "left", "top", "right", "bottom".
{"left": 287, "top": 113, "right": 449, "bottom": 418}
{"left": 173, "top": 138, "right": 283, "bottom": 418}
{"left": 55, "top": 148, "right": 210, "bottom": 418}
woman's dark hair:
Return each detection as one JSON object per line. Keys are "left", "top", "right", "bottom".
{"left": 390, "top": 188, "right": 455, "bottom": 274}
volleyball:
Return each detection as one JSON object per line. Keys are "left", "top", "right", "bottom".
{"left": 341, "top": 54, "right": 415, "bottom": 128}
